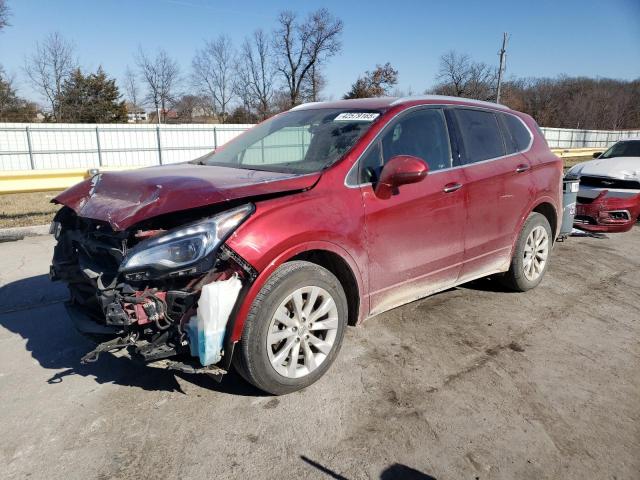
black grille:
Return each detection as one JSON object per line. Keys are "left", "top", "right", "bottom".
{"left": 579, "top": 176, "right": 640, "bottom": 190}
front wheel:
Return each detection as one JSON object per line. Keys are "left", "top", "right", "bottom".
{"left": 500, "top": 212, "right": 552, "bottom": 292}
{"left": 234, "top": 261, "right": 347, "bottom": 395}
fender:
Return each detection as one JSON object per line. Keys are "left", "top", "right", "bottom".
{"left": 227, "top": 239, "right": 367, "bottom": 343}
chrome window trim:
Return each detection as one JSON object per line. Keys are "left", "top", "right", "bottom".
{"left": 344, "top": 103, "right": 534, "bottom": 189}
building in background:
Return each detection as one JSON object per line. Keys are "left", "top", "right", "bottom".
{"left": 127, "top": 110, "right": 148, "bottom": 123}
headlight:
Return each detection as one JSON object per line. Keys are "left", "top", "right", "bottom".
{"left": 120, "top": 204, "right": 253, "bottom": 276}
{"left": 566, "top": 164, "right": 583, "bottom": 178}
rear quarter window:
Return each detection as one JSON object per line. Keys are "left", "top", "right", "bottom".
{"left": 455, "top": 109, "right": 506, "bottom": 163}
{"left": 501, "top": 113, "right": 532, "bottom": 152}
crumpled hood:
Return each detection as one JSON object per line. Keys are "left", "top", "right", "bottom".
{"left": 568, "top": 156, "right": 640, "bottom": 180}
{"left": 53, "top": 164, "right": 321, "bottom": 231}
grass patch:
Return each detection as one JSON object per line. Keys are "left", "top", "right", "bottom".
{"left": 562, "top": 155, "right": 592, "bottom": 170}
{"left": 0, "top": 191, "right": 62, "bottom": 228}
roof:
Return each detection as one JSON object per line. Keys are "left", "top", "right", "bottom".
{"left": 290, "top": 97, "right": 396, "bottom": 111}
{"left": 290, "top": 95, "right": 511, "bottom": 112}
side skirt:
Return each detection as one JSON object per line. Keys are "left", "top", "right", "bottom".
{"left": 364, "top": 267, "right": 508, "bottom": 322}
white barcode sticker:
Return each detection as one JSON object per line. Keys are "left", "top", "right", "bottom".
{"left": 334, "top": 112, "right": 380, "bottom": 122}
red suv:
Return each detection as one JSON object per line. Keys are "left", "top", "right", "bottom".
{"left": 51, "top": 96, "right": 562, "bottom": 394}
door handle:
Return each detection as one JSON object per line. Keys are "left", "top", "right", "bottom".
{"left": 443, "top": 182, "right": 463, "bottom": 193}
{"left": 515, "top": 164, "right": 531, "bottom": 173}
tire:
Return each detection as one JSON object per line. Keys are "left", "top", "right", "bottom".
{"left": 500, "top": 212, "right": 552, "bottom": 292}
{"left": 234, "top": 261, "right": 348, "bottom": 395}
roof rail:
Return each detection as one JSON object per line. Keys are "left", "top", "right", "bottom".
{"left": 290, "top": 102, "right": 324, "bottom": 111}
{"left": 390, "top": 94, "right": 510, "bottom": 110}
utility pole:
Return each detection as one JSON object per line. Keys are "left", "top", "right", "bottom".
{"left": 496, "top": 32, "right": 509, "bottom": 104}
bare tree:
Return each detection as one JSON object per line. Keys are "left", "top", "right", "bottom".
{"left": 24, "top": 32, "right": 76, "bottom": 121}
{"left": 234, "top": 73, "right": 254, "bottom": 116}
{"left": 136, "top": 47, "right": 180, "bottom": 124}
{"left": 123, "top": 66, "right": 140, "bottom": 111}
{"left": 0, "top": 65, "right": 37, "bottom": 121}
{"left": 273, "top": 8, "right": 343, "bottom": 107}
{"left": 499, "top": 76, "right": 640, "bottom": 129}
{"left": 173, "top": 94, "right": 203, "bottom": 123}
{"left": 235, "top": 29, "right": 275, "bottom": 120}
{"left": 0, "top": 0, "right": 10, "bottom": 31}
{"left": 601, "top": 81, "right": 635, "bottom": 130}
{"left": 302, "top": 62, "right": 326, "bottom": 102}
{"left": 192, "top": 35, "right": 236, "bottom": 123}
{"left": 433, "top": 51, "right": 497, "bottom": 102}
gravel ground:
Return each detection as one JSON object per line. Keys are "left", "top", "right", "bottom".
{"left": 0, "top": 229, "right": 638, "bottom": 480}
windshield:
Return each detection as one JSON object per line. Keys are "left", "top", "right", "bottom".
{"left": 600, "top": 140, "right": 640, "bottom": 159}
{"left": 197, "top": 108, "right": 383, "bottom": 173}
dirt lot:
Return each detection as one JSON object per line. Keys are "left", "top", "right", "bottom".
{"left": 0, "top": 229, "right": 638, "bottom": 480}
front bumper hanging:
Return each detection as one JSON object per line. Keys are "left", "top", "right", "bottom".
{"left": 50, "top": 207, "right": 257, "bottom": 380}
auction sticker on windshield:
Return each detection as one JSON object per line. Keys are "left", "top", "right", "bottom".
{"left": 334, "top": 112, "right": 380, "bottom": 122}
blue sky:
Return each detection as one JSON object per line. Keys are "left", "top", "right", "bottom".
{"left": 1, "top": 0, "right": 639, "bottom": 105}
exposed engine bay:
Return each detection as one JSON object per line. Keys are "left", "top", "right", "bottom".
{"left": 49, "top": 205, "right": 257, "bottom": 379}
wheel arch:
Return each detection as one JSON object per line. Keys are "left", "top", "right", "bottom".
{"left": 532, "top": 201, "right": 558, "bottom": 240}
{"left": 229, "top": 241, "right": 367, "bottom": 343}
{"left": 507, "top": 197, "right": 559, "bottom": 261}
{"left": 290, "top": 249, "right": 360, "bottom": 327}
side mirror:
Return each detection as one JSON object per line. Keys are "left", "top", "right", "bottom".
{"left": 592, "top": 152, "right": 602, "bottom": 158}
{"left": 375, "top": 155, "right": 429, "bottom": 198}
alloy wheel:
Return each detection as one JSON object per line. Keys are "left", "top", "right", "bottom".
{"left": 523, "top": 225, "right": 549, "bottom": 281}
{"left": 266, "top": 286, "right": 339, "bottom": 379}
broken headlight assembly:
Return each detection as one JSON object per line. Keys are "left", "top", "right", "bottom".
{"left": 120, "top": 204, "right": 254, "bottom": 280}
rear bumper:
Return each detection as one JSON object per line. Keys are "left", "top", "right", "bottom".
{"left": 574, "top": 190, "right": 640, "bottom": 233}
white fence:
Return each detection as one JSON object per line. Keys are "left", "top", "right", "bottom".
{"left": 1, "top": 122, "right": 639, "bottom": 171}
{"left": 539, "top": 127, "right": 640, "bottom": 149}
{"left": 0, "top": 123, "right": 253, "bottom": 171}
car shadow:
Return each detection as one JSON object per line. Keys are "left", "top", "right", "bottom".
{"left": 380, "top": 464, "right": 437, "bottom": 480}
{"left": 300, "top": 456, "right": 437, "bottom": 479}
{"left": 457, "top": 275, "right": 513, "bottom": 293}
{"left": 0, "top": 274, "right": 265, "bottom": 397}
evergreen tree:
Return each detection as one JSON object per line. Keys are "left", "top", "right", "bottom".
{"left": 59, "top": 67, "right": 127, "bottom": 123}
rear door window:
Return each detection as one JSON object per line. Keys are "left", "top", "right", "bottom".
{"left": 455, "top": 109, "right": 506, "bottom": 163}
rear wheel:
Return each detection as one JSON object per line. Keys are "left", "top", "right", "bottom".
{"left": 500, "top": 212, "right": 552, "bottom": 292}
{"left": 234, "top": 261, "right": 347, "bottom": 395}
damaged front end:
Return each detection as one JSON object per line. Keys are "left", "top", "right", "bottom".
{"left": 574, "top": 191, "right": 640, "bottom": 233}
{"left": 50, "top": 204, "right": 256, "bottom": 379}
